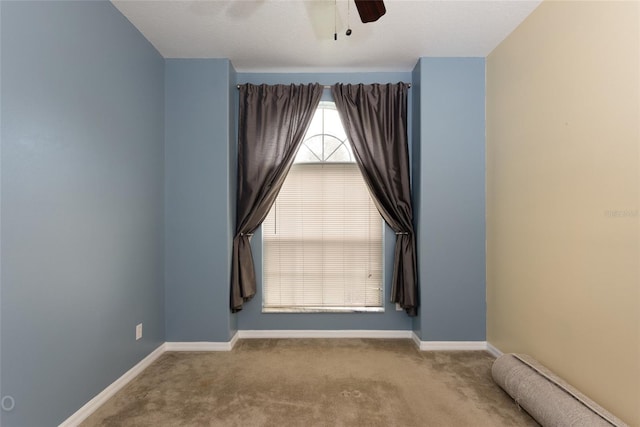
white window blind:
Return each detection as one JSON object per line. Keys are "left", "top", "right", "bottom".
{"left": 262, "top": 102, "right": 383, "bottom": 311}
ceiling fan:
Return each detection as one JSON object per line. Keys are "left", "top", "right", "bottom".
{"left": 329, "top": 0, "right": 386, "bottom": 40}
{"left": 354, "top": 0, "right": 386, "bottom": 23}
{"left": 333, "top": 0, "right": 387, "bottom": 40}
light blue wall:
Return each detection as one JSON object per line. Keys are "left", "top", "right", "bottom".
{"left": 227, "top": 63, "right": 239, "bottom": 336}
{"left": 235, "top": 72, "right": 413, "bottom": 331}
{"left": 0, "top": 2, "right": 165, "bottom": 426}
{"left": 410, "top": 61, "right": 423, "bottom": 336}
{"left": 164, "top": 59, "right": 237, "bottom": 342}
{"left": 415, "top": 58, "right": 486, "bottom": 341}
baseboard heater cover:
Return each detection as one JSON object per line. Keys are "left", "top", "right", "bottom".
{"left": 492, "top": 353, "right": 627, "bottom": 427}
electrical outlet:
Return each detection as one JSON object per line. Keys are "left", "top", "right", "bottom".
{"left": 395, "top": 303, "right": 402, "bottom": 311}
{"left": 136, "top": 323, "right": 143, "bottom": 340}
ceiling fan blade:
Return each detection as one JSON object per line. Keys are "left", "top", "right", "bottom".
{"left": 354, "top": 0, "right": 386, "bottom": 23}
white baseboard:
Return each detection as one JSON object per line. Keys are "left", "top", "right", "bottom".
{"left": 165, "top": 335, "right": 239, "bottom": 352}
{"left": 229, "top": 330, "right": 239, "bottom": 348}
{"left": 59, "top": 343, "right": 166, "bottom": 427}
{"left": 411, "top": 331, "right": 422, "bottom": 349}
{"left": 486, "top": 342, "right": 504, "bottom": 358}
{"left": 418, "top": 341, "right": 488, "bottom": 351}
{"left": 237, "top": 329, "right": 413, "bottom": 339}
{"left": 411, "top": 333, "right": 488, "bottom": 351}
{"left": 164, "top": 342, "right": 227, "bottom": 351}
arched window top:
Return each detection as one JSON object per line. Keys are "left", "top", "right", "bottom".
{"left": 295, "top": 101, "right": 355, "bottom": 164}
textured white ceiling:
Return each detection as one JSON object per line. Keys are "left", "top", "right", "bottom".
{"left": 112, "top": 0, "right": 542, "bottom": 72}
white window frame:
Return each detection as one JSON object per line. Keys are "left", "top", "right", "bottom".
{"left": 261, "top": 101, "right": 385, "bottom": 313}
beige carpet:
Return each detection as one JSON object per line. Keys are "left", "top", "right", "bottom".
{"left": 82, "top": 339, "right": 538, "bottom": 426}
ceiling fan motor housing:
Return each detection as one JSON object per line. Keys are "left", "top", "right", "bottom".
{"left": 354, "top": 0, "right": 386, "bottom": 23}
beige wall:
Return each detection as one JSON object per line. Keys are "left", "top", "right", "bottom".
{"left": 486, "top": 1, "right": 639, "bottom": 425}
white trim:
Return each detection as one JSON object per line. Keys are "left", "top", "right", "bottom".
{"left": 415, "top": 339, "right": 488, "bottom": 351}
{"left": 59, "top": 343, "right": 166, "bottom": 427}
{"left": 164, "top": 339, "right": 236, "bottom": 352}
{"left": 237, "top": 330, "right": 413, "bottom": 339}
{"left": 229, "top": 331, "right": 239, "bottom": 349}
{"left": 411, "top": 331, "right": 422, "bottom": 349}
{"left": 486, "top": 342, "right": 504, "bottom": 358}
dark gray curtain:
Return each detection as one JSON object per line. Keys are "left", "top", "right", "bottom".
{"left": 231, "top": 83, "right": 323, "bottom": 312}
{"left": 332, "top": 83, "right": 418, "bottom": 316}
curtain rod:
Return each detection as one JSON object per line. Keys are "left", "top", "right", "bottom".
{"left": 236, "top": 83, "right": 411, "bottom": 89}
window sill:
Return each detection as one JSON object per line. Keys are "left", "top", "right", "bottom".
{"left": 262, "top": 306, "right": 385, "bottom": 314}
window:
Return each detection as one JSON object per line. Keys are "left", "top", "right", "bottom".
{"left": 262, "top": 102, "right": 384, "bottom": 312}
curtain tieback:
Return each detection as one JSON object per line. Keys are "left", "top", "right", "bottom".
{"left": 395, "top": 231, "right": 410, "bottom": 235}
{"left": 239, "top": 233, "right": 254, "bottom": 237}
